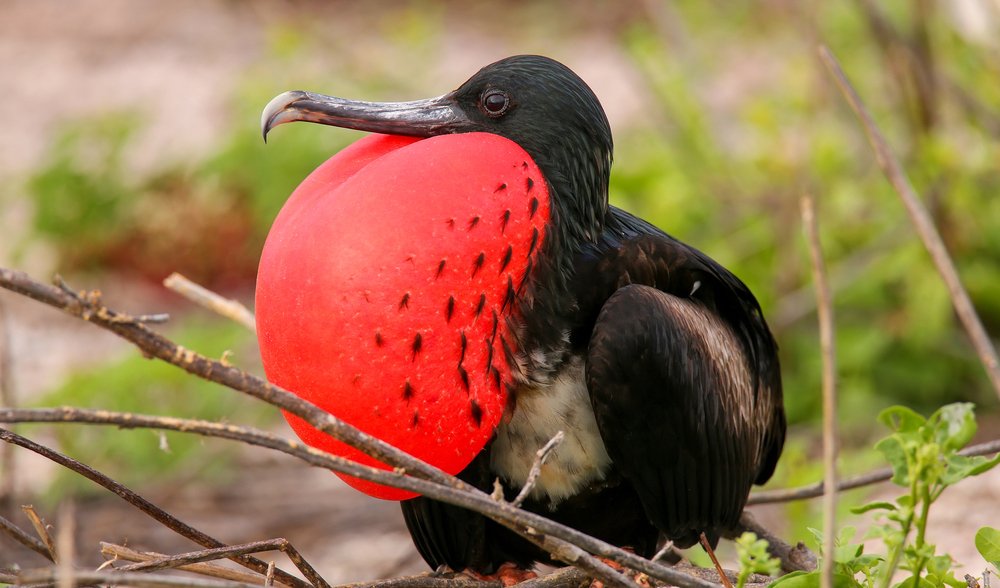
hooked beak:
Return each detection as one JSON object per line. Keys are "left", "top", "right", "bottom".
{"left": 261, "top": 90, "right": 466, "bottom": 141}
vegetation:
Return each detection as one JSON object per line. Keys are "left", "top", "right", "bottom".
{"left": 2, "top": 0, "right": 998, "bottom": 584}
{"left": 771, "top": 403, "right": 999, "bottom": 587}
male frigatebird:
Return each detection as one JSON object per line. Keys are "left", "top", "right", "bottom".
{"left": 258, "top": 55, "right": 786, "bottom": 575}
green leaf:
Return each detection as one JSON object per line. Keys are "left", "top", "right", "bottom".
{"left": 975, "top": 526, "right": 1000, "bottom": 569}
{"left": 875, "top": 436, "right": 911, "bottom": 486}
{"left": 892, "top": 576, "right": 937, "bottom": 588}
{"left": 768, "top": 571, "right": 862, "bottom": 588}
{"left": 929, "top": 402, "right": 976, "bottom": 451}
{"left": 940, "top": 453, "right": 1000, "bottom": 486}
{"left": 879, "top": 405, "right": 926, "bottom": 433}
{"left": 851, "top": 501, "right": 897, "bottom": 515}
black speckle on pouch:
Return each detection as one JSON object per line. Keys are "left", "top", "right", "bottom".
{"left": 411, "top": 332, "right": 423, "bottom": 360}
{"left": 474, "top": 293, "right": 486, "bottom": 318}
{"left": 469, "top": 400, "right": 483, "bottom": 427}
{"left": 458, "top": 365, "right": 470, "bottom": 393}
{"left": 499, "top": 245, "right": 513, "bottom": 273}
{"left": 472, "top": 252, "right": 485, "bottom": 277}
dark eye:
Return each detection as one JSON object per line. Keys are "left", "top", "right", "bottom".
{"left": 481, "top": 90, "right": 510, "bottom": 117}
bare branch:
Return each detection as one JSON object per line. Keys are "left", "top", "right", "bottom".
{"left": 0, "top": 268, "right": 723, "bottom": 588}
{"left": 801, "top": 194, "right": 838, "bottom": 588}
{"left": 511, "top": 431, "right": 564, "bottom": 508}
{"left": 0, "top": 513, "right": 55, "bottom": 562}
{"left": 21, "top": 505, "right": 59, "bottom": 563}
{"left": 748, "top": 438, "right": 1000, "bottom": 504}
{"left": 0, "top": 295, "right": 15, "bottom": 506}
{"left": 102, "top": 543, "right": 270, "bottom": 585}
{"left": 731, "top": 512, "right": 817, "bottom": 574}
{"left": 0, "top": 428, "right": 312, "bottom": 588}
{"left": 56, "top": 502, "right": 75, "bottom": 588}
{"left": 164, "top": 273, "right": 256, "bottom": 332}
{"left": 818, "top": 45, "right": 1000, "bottom": 399}
{"left": 15, "top": 567, "right": 262, "bottom": 588}
{"left": 0, "top": 414, "right": 649, "bottom": 588}
{"left": 114, "top": 538, "right": 327, "bottom": 588}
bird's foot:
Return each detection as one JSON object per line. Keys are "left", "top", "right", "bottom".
{"left": 464, "top": 563, "right": 538, "bottom": 587}
{"left": 589, "top": 548, "right": 635, "bottom": 588}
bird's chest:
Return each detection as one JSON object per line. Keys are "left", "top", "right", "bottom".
{"left": 490, "top": 356, "right": 612, "bottom": 505}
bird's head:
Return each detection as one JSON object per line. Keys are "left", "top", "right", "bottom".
{"left": 262, "top": 55, "right": 613, "bottom": 244}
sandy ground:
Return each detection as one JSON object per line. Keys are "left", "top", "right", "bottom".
{"left": 1, "top": 0, "right": 998, "bottom": 584}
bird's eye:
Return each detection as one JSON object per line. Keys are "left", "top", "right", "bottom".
{"left": 481, "top": 90, "right": 510, "bottom": 117}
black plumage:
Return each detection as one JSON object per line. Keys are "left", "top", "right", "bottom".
{"left": 261, "top": 54, "right": 786, "bottom": 575}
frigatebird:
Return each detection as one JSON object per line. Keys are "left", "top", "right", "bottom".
{"left": 259, "top": 55, "right": 786, "bottom": 575}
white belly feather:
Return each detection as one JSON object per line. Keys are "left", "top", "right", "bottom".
{"left": 490, "top": 357, "right": 612, "bottom": 505}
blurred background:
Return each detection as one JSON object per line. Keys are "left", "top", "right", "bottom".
{"left": 1, "top": 0, "right": 999, "bottom": 582}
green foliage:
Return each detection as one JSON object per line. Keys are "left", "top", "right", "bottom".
{"left": 734, "top": 532, "right": 781, "bottom": 587}
{"left": 22, "top": 114, "right": 142, "bottom": 272}
{"left": 17, "top": 0, "right": 1000, "bottom": 426}
{"left": 772, "top": 404, "right": 1000, "bottom": 588}
{"left": 32, "top": 317, "right": 274, "bottom": 500}
{"left": 976, "top": 527, "right": 1000, "bottom": 572}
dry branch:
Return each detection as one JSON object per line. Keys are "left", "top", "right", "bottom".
{"left": 801, "top": 194, "right": 838, "bottom": 588}
{"left": 730, "top": 512, "right": 817, "bottom": 574}
{"left": 818, "top": 45, "right": 1000, "bottom": 399}
{"left": 164, "top": 273, "right": 256, "bottom": 332}
{"left": 102, "top": 543, "right": 271, "bottom": 585}
{"left": 15, "top": 567, "right": 262, "bottom": 588}
{"left": 0, "top": 428, "right": 314, "bottom": 588}
{"left": 0, "top": 512, "right": 54, "bottom": 562}
{"left": 747, "top": 438, "right": 1000, "bottom": 505}
{"left": 0, "top": 267, "right": 725, "bottom": 588}
{"left": 21, "top": 505, "right": 59, "bottom": 563}
{"left": 113, "top": 538, "right": 326, "bottom": 588}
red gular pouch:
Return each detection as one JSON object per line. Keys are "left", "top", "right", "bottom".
{"left": 256, "top": 132, "right": 550, "bottom": 499}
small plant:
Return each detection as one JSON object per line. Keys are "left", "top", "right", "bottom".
{"left": 734, "top": 532, "right": 781, "bottom": 587}
{"left": 772, "top": 403, "right": 1000, "bottom": 588}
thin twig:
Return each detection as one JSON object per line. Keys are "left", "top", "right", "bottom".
{"left": 699, "top": 533, "right": 733, "bottom": 588}
{"left": 21, "top": 505, "right": 58, "bottom": 563}
{"left": 748, "top": 438, "right": 1000, "bottom": 504}
{"left": 0, "top": 295, "right": 14, "bottom": 506}
{"left": 818, "top": 45, "right": 1000, "bottom": 399}
{"left": 56, "top": 502, "right": 75, "bottom": 588}
{"left": 116, "top": 537, "right": 327, "bottom": 588}
{"left": 526, "top": 531, "right": 633, "bottom": 588}
{"left": 0, "top": 429, "right": 314, "bottom": 588}
{"left": 164, "top": 273, "right": 256, "bottom": 332}
{"left": 0, "top": 268, "right": 722, "bottom": 588}
{"left": 266, "top": 562, "right": 276, "bottom": 588}
{"left": 15, "top": 567, "right": 261, "bottom": 588}
{"left": 512, "top": 431, "right": 565, "bottom": 507}
{"left": 0, "top": 418, "right": 637, "bottom": 588}
{"left": 801, "top": 194, "right": 838, "bottom": 588}
{"left": 0, "top": 513, "right": 55, "bottom": 562}
{"left": 732, "top": 512, "right": 817, "bottom": 574}
{"left": 102, "top": 543, "right": 270, "bottom": 585}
